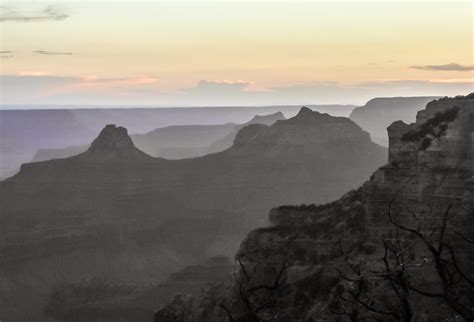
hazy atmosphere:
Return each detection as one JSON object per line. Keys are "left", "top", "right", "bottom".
{"left": 0, "top": 1, "right": 473, "bottom": 322}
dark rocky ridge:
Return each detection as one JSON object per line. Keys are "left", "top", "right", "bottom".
{"left": 0, "top": 108, "right": 385, "bottom": 321}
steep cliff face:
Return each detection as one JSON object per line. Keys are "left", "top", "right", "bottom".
{"left": 366, "top": 95, "right": 473, "bottom": 233}
{"left": 350, "top": 96, "right": 440, "bottom": 146}
{"left": 216, "top": 94, "right": 474, "bottom": 321}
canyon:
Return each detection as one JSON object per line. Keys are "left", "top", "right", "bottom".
{"left": 0, "top": 107, "right": 385, "bottom": 321}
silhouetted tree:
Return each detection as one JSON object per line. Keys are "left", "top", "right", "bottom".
{"left": 332, "top": 197, "right": 474, "bottom": 321}
{"left": 219, "top": 261, "right": 289, "bottom": 322}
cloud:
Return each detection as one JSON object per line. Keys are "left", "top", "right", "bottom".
{"left": 0, "top": 74, "right": 162, "bottom": 105}
{"left": 179, "top": 80, "right": 261, "bottom": 105}
{"left": 179, "top": 79, "right": 474, "bottom": 106}
{"left": 0, "top": 51, "right": 13, "bottom": 59}
{"left": 1, "top": 75, "right": 473, "bottom": 106}
{"left": 0, "top": 75, "right": 77, "bottom": 105}
{"left": 38, "top": 75, "right": 160, "bottom": 99}
{"left": 409, "top": 63, "right": 474, "bottom": 72}
{"left": 77, "top": 76, "right": 160, "bottom": 87}
{"left": 33, "top": 50, "right": 72, "bottom": 56}
{"left": 184, "top": 80, "right": 252, "bottom": 94}
{"left": 0, "top": 5, "right": 69, "bottom": 23}
{"left": 18, "top": 71, "right": 54, "bottom": 76}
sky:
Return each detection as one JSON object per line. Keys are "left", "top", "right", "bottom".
{"left": 0, "top": 1, "right": 473, "bottom": 107}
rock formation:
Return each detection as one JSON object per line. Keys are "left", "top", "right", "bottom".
{"left": 366, "top": 96, "right": 473, "bottom": 235}
{"left": 2, "top": 104, "right": 353, "bottom": 178}
{"left": 31, "top": 112, "right": 286, "bottom": 162}
{"left": 0, "top": 107, "right": 385, "bottom": 322}
{"left": 80, "top": 124, "right": 153, "bottom": 161}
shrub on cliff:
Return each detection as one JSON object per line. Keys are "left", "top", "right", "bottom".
{"left": 401, "top": 106, "right": 459, "bottom": 150}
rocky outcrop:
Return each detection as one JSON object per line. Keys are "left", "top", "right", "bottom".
{"left": 231, "top": 107, "right": 384, "bottom": 160}
{"left": 79, "top": 124, "right": 153, "bottom": 161}
{"left": 367, "top": 96, "right": 473, "bottom": 233}
{"left": 187, "top": 94, "right": 474, "bottom": 321}
{"left": 350, "top": 96, "right": 440, "bottom": 146}
{"left": 237, "top": 188, "right": 366, "bottom": 266}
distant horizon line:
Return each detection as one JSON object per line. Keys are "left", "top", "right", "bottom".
{"left": 0, "top": 95, "right": 444, "bottom": 110}
{"left": 0, "top": 103, "right": 357, "bottom": 111}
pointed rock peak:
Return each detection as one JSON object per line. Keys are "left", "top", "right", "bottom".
{"left": 286, "top": 106, "right": 347, "bottom": 125}
{"left": 297, "top": 106, "right": 313, "bottom": 115}
{"left": 293, "top": 106, "right": 321, "bottom": 120}
{"left": 88, "top": 124, "right": 134, "bottom": 152}
{"left": 83, "top": 124, "right": 151, "bottom": 161}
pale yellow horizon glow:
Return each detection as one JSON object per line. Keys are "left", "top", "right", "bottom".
{"left": 1, "top": 1, "right": 473, "bottom": 105}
